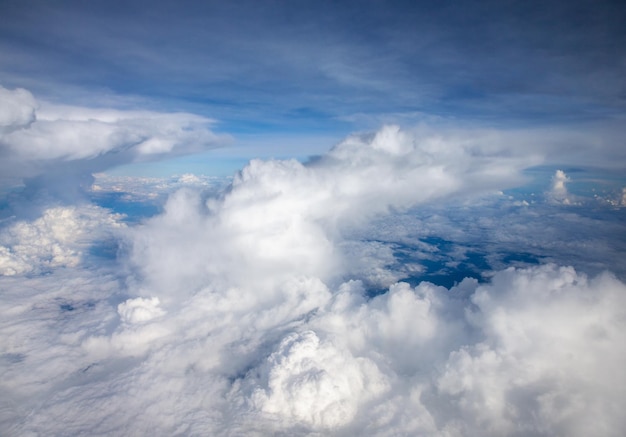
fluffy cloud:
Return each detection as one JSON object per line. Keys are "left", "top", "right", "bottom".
{"left": 242, "top": 330, "right": 388, "bottom": 428}
{"left": 131, "top": 125, "right": 539, "bottom": 299}
{"left": 1, "top": 125, "right": 624, "bottom": 436}
{"left": 3, "top": 263, "right": 623, "bottom": 435}
{"left": 0, "top": 204, "right": 125, "bottom": 275}
{"left": 117, "top": 297, "right": 165, "bottom": 324}
{"left": 0, "top": 85, "right": 229, "bottom": 184}
{"left": 0, "top": 86, "right": 36, "bottom": 132}
{"left": 547, "top": 169, "right": 574, "bottom": 205}
{"left": 436, "top": 266, "right": 626, "bottom": 436}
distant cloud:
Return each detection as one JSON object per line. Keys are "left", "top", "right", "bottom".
{"left": 548, "top": 169, "right": 572, "bottom": 204}
{"left": 0, "top": 204, "right": 125, "bottom": 275}
{"left": 0, "top": 86, "right": 36, "bottom": 133}
{"left": 0, "top": 85, "right": 230, "bottom": 192}
{"left": 2, "top": 0, "right": 624, "bottom": 136}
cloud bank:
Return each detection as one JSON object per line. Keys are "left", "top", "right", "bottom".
{"left": 1, "top": 124, "right": 624, "bottom": 436}
{"left": 0, "top": 85, "right": 228, "bottom": 192}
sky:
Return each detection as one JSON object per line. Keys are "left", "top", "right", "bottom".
{"left": 1, "top": 1, "right": 626, "bottom": 436}
{"left": 1, "top": 0, "right": 625, "bottom": 171}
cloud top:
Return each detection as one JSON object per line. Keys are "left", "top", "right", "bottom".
{"left": 0, "top": 86, "right": 37, "bottom": 132}
{"left": 0, "top": 204, "right": 125, "bottom": 275}
{"left": 0, "top": 85, "right": 229, "bottom": 184}
{"left": 131, "top": 125, "right": 540, "bottom": 302}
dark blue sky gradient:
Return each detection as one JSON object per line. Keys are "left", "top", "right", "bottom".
{"left": 1, "top": 0, "right": 625, "bottom": 136}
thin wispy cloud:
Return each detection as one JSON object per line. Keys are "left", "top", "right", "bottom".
{"left": 1, "top": 0, "right": 624, "bottom": 134}
{"left": 0, "top": 86, "right": 229, "bottom": 202}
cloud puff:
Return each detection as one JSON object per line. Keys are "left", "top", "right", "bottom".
{"left": 0, "top": 86, "right": 37, "bottom": 133}
{"left": 0, "top": 204, "right": 125, "bottom": 275}
{"left": 436, "top": 266, "right": 626, "bottom": 437}
{"left": 0, "top": 85, "right": 229, "bottom": 186}
{"left": 117, "top": 297, "right": 165, "bottom": 324}
{"left": 547, "top": 169, "right": 574, "bottom": 205}
{"left": 242, "top": 330, "right": 388, "bottom": 428}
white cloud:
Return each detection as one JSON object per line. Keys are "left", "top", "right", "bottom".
{"left": 1, "top": 125, "right": 624, "bottom": 436}
{"left": 0, "top": 85, "right": 230, "bottom": 185}
{"left": 176, "top": 173, "right": 206, "bottom": 185}
{"left": 3, "top": 261, "right": 623, "bottom": 435}
{"left": 242, "top": 330, "right": 388, "bottom": 428}
{"left": 0, "top": 204, "right": 125, "bottom": 275}
{"left": 0, "top": 86, "right": 37, "bottom": 133}
{"left": 117, "top": 297, "right": 165, "bottom": 324}
{"left": 548, "top": 169, "right": 574, "bottom": 205}
{"left": 130, "top": 125, "right": 539, "bottom": 301}
{"left": 436, "top": 265, "right": 626, "bottom": 436}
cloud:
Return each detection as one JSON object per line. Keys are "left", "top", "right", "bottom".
{"left": 0, "top": 204, "right": 125, "bottom": 275}
{"left": 547, "top": 169, "right": 573, "bottom": 205}
{"left": 435, "top": 266, "right": 626, "bottom": 437}
{"left": 129, "top": 125, "right": 538, "bottom": 301}
{"left": 0, "top": 86, "right": 36, "bottom": 133}
{"left": 117, "top": 296, "right": 165, "bottom": 324}
{"left": 1, "top": 125, "right": 624, "bottom": 436}
{"left": 241, "top": 329, "right": 388, "bottom": 428}
{"left": 2, "top": 262, "right": 624, "bottom": 435}
{"left": 0, "top": 85, "right": 229, "bottom": 191}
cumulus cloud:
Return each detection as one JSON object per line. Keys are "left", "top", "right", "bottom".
{"left": 131, "top": 125, "right": 539, "bottom": 300}
{"left": 0, "top": 85, "right": 229, "bottom": 191}
{"left": 547, "top": 169, "right": 573, "bottom": 205}
{"left": 242, "top": 329, "right": 388, "bottom": 428}
{"left": 437, "top": 266, "right": 626, "bottom": 436}
{"left": 3, "top": 263, "right": 624, "bottom": 435}
{"left": 1, "top": 125, "right": 624, "bottom": 436}
{"left": 0, "top": 86, "right": 37, "bottom": 133}
{"left": 117, "top": 297, "right": 165, "bottom": 324}
{"left": 0, "top": 204, "right": 125, "bottom": 275}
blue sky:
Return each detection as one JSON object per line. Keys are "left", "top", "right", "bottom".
{"left": 2, "top": 0, "right": 625, "bottom": 175}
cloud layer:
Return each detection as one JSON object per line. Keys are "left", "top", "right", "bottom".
{"left": 2, "top": 262, "right": 624, "bottom": 435}
{"left": 1, "top": 125, "right": 624, "bottom": 435}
